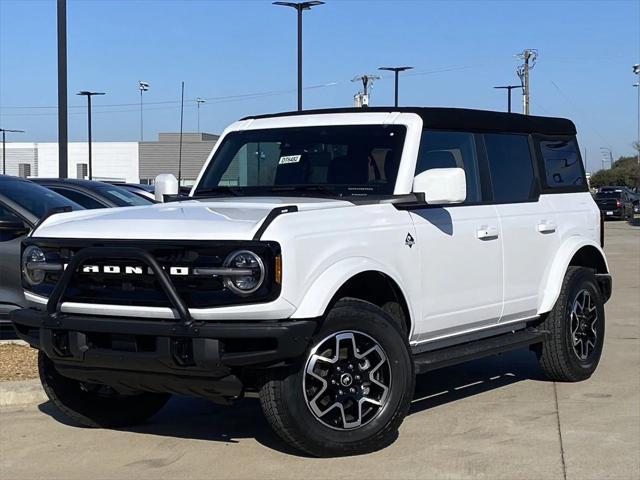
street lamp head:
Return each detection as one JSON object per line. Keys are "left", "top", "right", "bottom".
{"left": 378, "top": 66, "right": 414, "bottom": 73}
{"left": 196, "top": 98, "right": 207, "bottom": 105}
{"left": 0, "top": 128, "right": 25, "bottom": 133}
{"left": 77, "top": 91, "right": 105, "bottom": 96}
{"left": 633, "top": 64, "right": 640, "bottom": 75}
{"left": 139, "top": 81, "right": 149, "bottom": 91}
{"left": 273, "top": 1, "right": 324, "bottom": 10}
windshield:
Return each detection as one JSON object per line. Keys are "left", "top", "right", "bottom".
{"left": 193, "top": 125, "right": 407, "bottom": 197}
{"left": 95, "top": 184, "right": 154, "bottom": 207}
{"left": 0, "top": 179, "right": 83, "bottom": 218}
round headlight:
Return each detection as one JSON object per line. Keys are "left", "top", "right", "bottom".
{"left": 223, "top": 250, "right": 265, "bottom": 295}
{"left": 22, "top": 245, "right": 47, "bottom": 286}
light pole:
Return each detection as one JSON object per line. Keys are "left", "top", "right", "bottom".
{"left": 196, "top": 98, "right": 206, "bottom": 133}
{"left": 0, "top": 128, "right": 25, "bottom": 175}
{"left": 633, "top": 64, "right": 639, "bottom": 166}
{"left": 378, "top": 66, "right": 413, "bottom": 107}
{"left": 493, "top": 85, "right": 522, "bottom": 113}
{"left": 139, "top": 81, "right": 149, "bottom": 141}
{"left": 77, "top": 91, "right": 105, "bottom": 180}
{"left": 273, "top": 1, "right": 324, "bottom": 111}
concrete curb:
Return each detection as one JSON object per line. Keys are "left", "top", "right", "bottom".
{"left": 0, "top": 339, "right": 29, "bottom": 346}
{"left": 0, "top": 379, "right": 47, "bottom": 407}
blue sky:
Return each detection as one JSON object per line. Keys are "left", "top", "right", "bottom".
{"left": 0, "top": 0, "right": 638, "bottom": 173}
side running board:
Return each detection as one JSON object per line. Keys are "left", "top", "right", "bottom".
{"left": 413, "top": 328, "right": 549, "bottom": 374}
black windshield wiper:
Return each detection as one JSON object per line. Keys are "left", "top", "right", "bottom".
{"left": 266, "top": 185, "right": 341, "bottom": 197}
{"left": 192, "top": 186, "right": 244, "bottom": 197}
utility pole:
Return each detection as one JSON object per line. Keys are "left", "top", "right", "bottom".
{"left": 352, "top": 74, "right": 380, "bottom": 107}
{"left": 1, "top": 128, "right": 25, "bottom": 175}
{"left": 57, "top": 0, "right": 68, "bottom": 178}
{"left": 633, "top": 64, "right": 639, "bottom": 165}
{"left": 378, "top": 66, "right": 413, "bottom": 107}
{"left": 77, "top": 91, "right": 105, "bottom": 180}
{"left": 139, "top": 81, "right": 149, "bottom": 141}
{"left": 196, "top": 98, "right": 206, "bottom": 133}
{"left": 273, "top": 1, "right": 324, "bottom": 111}
{"left": 516, "top": 49, "right": 538, "bottom": 115}
{"left": 493, "top": 85, "right": 522, "bottom": 113}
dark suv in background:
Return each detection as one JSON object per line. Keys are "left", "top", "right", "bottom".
{"left": 594, "top": 187, "right": 635, "bottom": 220}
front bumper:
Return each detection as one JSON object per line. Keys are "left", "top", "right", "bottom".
{"left": 10, "top": 308, "right": 317, "bottom": 403}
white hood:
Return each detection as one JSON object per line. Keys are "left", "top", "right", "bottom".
{"left": 33, "top": 197, "right": 352, "bottom": 240}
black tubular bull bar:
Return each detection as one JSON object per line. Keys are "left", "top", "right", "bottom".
{"left": 46, "top": 246, "right": 193, "bottom": 325}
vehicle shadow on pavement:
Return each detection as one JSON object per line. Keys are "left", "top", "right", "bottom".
{"left": 410, "top": 347, "right": 545, "bottom": 415}
{"left": 37, "top": 347, "right": 546, "bottom": 457}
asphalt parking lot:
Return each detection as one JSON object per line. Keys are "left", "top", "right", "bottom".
{"left": 1, "top": 220, "right": 638, "bottom": 480}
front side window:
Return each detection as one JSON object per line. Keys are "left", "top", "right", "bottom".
{"left": 416, "top": 131, "right": 482, "bottom": 203}
{"left": 538, "top": 137, "right": 585, "bottom": 188}
{"left": 194, "top": 125, "right": 406, "bottom": 197}
{"left": 484, "top": 133, "right": 537, "bottom": 203}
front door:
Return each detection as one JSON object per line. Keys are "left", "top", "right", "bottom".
{"left": 409, "top": 130, "right": 503, "bottom": 341}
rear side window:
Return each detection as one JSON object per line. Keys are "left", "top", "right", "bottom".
{"left": 416, "top": 131, "right": 481, "bottom": 203}
{"left": 483, "top": 133, "right": 536, "bottom": 203}
{"left": 538, "top": 138, "right": 585, "bottom": 188}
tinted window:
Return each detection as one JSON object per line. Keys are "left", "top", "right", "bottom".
{"left": 194, "top": 125, "right": 406, "bottom": 197}
{"left": 484, "top": 134, "right": 536, "bottom": 203}
{"left": 95, "top": 185, "right": 153, "bottom": 207}
{"left": 0, "top": 205, "right": 28, "bottom": 241}
{"left": 595, "top": 192, "right": 622, "bottom": 199}
{"left": 49, "top": 187, "right": 106, "bottom": 210}
{"left": 539, "top": 138, "right": 585, "bottom": 188}
{"left": 416, "top": 131, "right": 481, "bottom": 203}
{"left": 0, "top": 179, "right": 82, "bottom": 218}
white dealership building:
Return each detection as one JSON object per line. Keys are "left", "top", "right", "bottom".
{"left": 1, "top": 132, "right": 219, "bottom": 184}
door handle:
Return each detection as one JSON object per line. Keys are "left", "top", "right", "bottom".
{"left": 477, "top": 226, "right": 499, "bottom": 240}
{"left": 538, "top": 221, "right": 557, "bottom": 234}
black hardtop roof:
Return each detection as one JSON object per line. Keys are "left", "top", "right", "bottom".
{"left": 242, "top": 107, "right": 576, "bottom": 136}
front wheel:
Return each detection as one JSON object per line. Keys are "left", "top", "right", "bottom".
{"left": 39, "top": 352, "right": 170, "bottom": 428}
{"left": 259, "top": 299, "right": 415, "bottom": 457}
{"left": 536, "top": 267, "right": 605, "bottom": 382}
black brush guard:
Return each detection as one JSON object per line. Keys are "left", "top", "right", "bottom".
{"left": 10, "top": 246, "right": 316, "bottom": 403}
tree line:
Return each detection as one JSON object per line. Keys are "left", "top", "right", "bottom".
{"left": 589, "top": 143, "right": 640, "bottom": 190}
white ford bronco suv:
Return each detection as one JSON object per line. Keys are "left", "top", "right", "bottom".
{"left": 10, "top": 107, "right": 612, "bottom": 457}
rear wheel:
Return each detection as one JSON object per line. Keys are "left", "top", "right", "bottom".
{"left": 536, "top": 267, "right": 605, "bottom": 382}
{"left": 39, "top": 352, "right": 170, "bottom": 428}
{"left": 259, "top": 299, "right": 415, "bottom": 457}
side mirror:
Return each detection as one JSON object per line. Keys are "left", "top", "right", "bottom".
{"left": 154, "top": 174, "right": 179, "bottom": 202}
{"left": 413, "top": 168, "right": 466, "bottom": 205}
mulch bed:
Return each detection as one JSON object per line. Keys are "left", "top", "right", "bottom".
{"left": 0, "top": 344, "right": 39, "bottom": 382}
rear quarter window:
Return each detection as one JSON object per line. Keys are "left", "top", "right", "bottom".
{"left": 537, "top": 137, "right": 586, "bottom": 189}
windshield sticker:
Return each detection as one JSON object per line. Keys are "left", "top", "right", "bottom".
{"left": 279, "top": 155, "right": 302, "bottom": 165}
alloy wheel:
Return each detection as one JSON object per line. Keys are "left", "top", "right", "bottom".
{"left": 570, "top": 289, "right": 599, "bottom": 361}
{"left": 303, "top": 331, "right": 391, "bottom": 430}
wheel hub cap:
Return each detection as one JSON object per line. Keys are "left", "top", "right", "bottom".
{"left": 570, "top": 289, "right": 598, "bottom": 361}
{"left": 302, "top": 331, "right": 391, "bottom": 431}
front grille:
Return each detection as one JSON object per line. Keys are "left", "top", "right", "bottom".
{"left": 25, "top": 239, "right": 281, "bottom": 309}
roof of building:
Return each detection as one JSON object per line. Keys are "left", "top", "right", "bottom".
{"left": 242, "top": 107, "right": 576, "bottom": 136}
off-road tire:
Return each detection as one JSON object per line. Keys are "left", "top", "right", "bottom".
{"left": 39, "top": 352, "right": 170, "bottom": 428}
{"left": 536, "top": 267, "right": 605, "bottom": 382}
{"left": 259, "top": 298, "right": 415, "bottom": 457}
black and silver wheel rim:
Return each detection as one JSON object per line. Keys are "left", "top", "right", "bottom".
{"left": 302, "top": 330, "right": 391, "bottom": 431}
{"left": 570, "top": 289, "right": 599, "bottom": 361}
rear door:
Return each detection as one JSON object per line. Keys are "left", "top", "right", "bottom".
{"left": 482, "top": 133, "right": 560, "bottom": 322}
{"left": 409, "top": 130, "right": 503, "bottom": 340}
